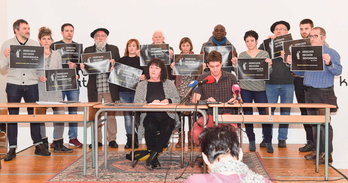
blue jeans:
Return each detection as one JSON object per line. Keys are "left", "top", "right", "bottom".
{"left": 119, "top": 92, "right": 135, "bottom": 134}
{"left": 62, "top": 88, "right": 80, "bottom": 139}
{"left": 6, "top": 83, "right": 41, "bottom": 147}
{"left": 266, "top": 84, "right": 294, "bottom": 140}
{"left": 241, "top": 89, "right": 272, "bottom": 143}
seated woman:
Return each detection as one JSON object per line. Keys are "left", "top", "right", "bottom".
{"left": 185, "top": 125, "right": 273, "bottom": 183}
{"left": 134, "top": 58, "right": 180, "bottom": 170}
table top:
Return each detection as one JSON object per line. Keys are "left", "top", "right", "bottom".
{"left": 208, "top": 103, "right": 336, "bottom": 108}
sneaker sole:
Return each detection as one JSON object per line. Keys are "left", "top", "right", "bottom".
{"left": 69, "top": 143, "right": 82, "bottom": 147}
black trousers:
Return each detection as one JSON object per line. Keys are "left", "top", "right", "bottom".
{"left": 143, "top": 112, "right": 175, "bottom": 153}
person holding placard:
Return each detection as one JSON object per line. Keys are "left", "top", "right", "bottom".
{"left": 37, "top": 26, "right": 73, "bottom": 153}
{"left": 0, "top": 19, "right": 50, "bottom": 161}
{"left": 51, "top": 23, "right": 83, "bottom": 148}
{"left": 81, "top": 28, "right": 120, "bottom": 148}
{"left": 287, "top": 27, "right": 342, "bottom": 164}
{"left": 117, "top": 39, "right": 145, "bottom": 149}
{"left": 258, "top": 20, "right": 294, "bottom": 148}
{"left": 231, "top": 30, "right": 273, "bottom": 153}
{"left": 134, "top": 58, "right": 180, "bottom": 170}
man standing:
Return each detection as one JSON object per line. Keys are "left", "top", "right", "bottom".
{"left": 287, "top": 27, "right": 342, "bottom": 163}
{"left": 259, "top": 20, "right": 294, "bottom": 148}
{"left": 81, "top": 28, "right": 120, "bottom": 148}
{"left": 296, "top": 19, "right": 314, "bottom": 152}
{"left": 0, "top": 19, "right": 51, "bottom": 161}
{"left": 51, "top": 23, "right": 82, "bottom": 148}
{"left": 200, "top": 24, "right": 238, "bottom": 58}
{"left": 191, "top": 50, "right": 239, "bottom": 145}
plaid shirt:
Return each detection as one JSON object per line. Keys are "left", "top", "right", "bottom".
{"left": 195, "top": 71, "right": 238, "bottom": 114}
{"left": 96, "top": 47, "right": 110, "bottom": 94}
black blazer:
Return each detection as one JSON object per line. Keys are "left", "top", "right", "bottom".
{"left": 83, "top": 44, "right": 120, "bottom": 102}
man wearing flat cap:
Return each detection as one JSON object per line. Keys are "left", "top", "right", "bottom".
{"left": 81, "top": 28, "right": 120, "bottom": 148}
{"left": 258, "top": 20, "right": 294, "bottom": 149}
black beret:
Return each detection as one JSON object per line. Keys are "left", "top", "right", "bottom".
{"left": 270, "top": 20, "right": 290, "bottom": 33}
{"left": 90, "top": 28, "right": 109, "bottom": 38}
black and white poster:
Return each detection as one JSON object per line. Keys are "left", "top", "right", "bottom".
{"left": 81, "top": 52, "right": 111, "bottom": 74}
{"left": 203, "top": 45, "right": 233, "bottom": 67}
{"left": 291, "top": 45, "right": 323, "bottom": 71}
{"left": 283, "top": 38, "right": 310, "bottom": 62}
{"left": 9, "top": 45, "right": 44, "bottom": 69}
{"left": 263, "top": 33, "right": 293, "bottom": 59}
{"left": 139, "top": 44, "right": 170, "bottom": 66}
{"left": 237, "top": 58, "right": 269, "bottom": 80}
{"left": 173, "top": 54, "right": 204, "bottom": 75}
{"left": 53, "top": 43, "right": 82, "bottom": 64}
{"left": 108, "top": 62, "right": 143, "bottom": 90}
{"left": 45, "top": 68, "right": 77, "bottom": 91}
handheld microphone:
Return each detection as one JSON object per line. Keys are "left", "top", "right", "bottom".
{"left": 198, "top": 75, "right": 215, "bottom": 84}
{"left": 232, "top": 84, "right": 241, "bottom": 102}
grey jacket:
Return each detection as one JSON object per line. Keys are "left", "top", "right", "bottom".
{"left": 134, "top": 79, "right": 181, "bottom": 138}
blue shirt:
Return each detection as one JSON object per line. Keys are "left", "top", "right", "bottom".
{"left": 293, "top": 45, "right": 342, "bottom": 88}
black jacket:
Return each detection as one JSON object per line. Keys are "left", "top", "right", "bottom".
{"left": 84, "top": 44, "right": 120, "bottom": 102}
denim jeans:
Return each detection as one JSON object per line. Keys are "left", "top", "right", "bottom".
{"left": 266, "top": 84, "right": 294, "bottom": 140}
{"left": 6, "top": 83, "right": 41, "bottom": 147}
{"left": 241, "top": 89, "right": 272, "bottom": 143}
{"left": 119, "top": 92, "right": 135, "bottom": 134}
{"left": 62, "top": 88, "right": 80, "bottom": 139}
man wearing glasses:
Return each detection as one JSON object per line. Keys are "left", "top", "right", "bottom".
{"left": 287, "top": 27, "right": 342, "bottom": 164}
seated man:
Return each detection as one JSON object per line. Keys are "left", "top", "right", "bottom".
{"left": 185, "top": 125, "right": 273, "bottom": 183}
{"left": 191, "top": 50, "right": 239, "bottom": 145}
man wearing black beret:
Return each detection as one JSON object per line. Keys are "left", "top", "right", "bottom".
{"left": 81, "top": 28, "right": 120, "bottom": 148}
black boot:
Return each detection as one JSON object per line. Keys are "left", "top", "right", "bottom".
{"left": 42, "top": 137, "right": 49, "bottom": 151}
{"left": 145, "top": 151, "right": 160, "bottom": 170}
{"left": 124, "top": 134, "right": 139, "bottom": 149}
{"left": 54, "top": 139, "right": 73, "bottom": 153}
{"left": 4, "top": 148, "right": 16, "bottom": 161}
{"left": 35, "top": 144, "right": 51, "bottom": 156}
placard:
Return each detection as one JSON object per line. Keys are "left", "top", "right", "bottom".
{"left": 81, "top": 52, "right": 112, "bottom": 74}
{"left": 291, "top": 45, "right": 323, "bottom": 71}
{"left": 263, "top": 33, "right": 293, "bottom": 59}
{"left": 45, "top": 68, "right": 77, "bottom": 91}
{"left": 139, "top": 44, "right": 170, "bottom": 66}
{"left": 9, "top": 45, "right": 44, "bottom": 69}
{"left": 237, "top": 58, "right": 269, "bottom": 80}
{"left": 203, "top": 45, "right": 232, "bottom": 67}
{"left": 283, "top": 38, "right": 310, "bottom": 62}
{"left": 53, "top": 43, "right": 82, "bottom": 64}
{"left": 108, "top": 62, "right": 142, "bottom": 90}
{"left": 173, "top": 54, "right": 203, "bottom": 75}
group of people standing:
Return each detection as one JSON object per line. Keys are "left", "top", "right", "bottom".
{"left": 0, "top": 18, "right": 342, "bottom": 178}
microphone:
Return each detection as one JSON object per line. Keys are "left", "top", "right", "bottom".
{"left": 232, "top": 84, "right": 241, "bottom": 102}
{"left": 198, "top": 75, "right": 215, "bottom": 84}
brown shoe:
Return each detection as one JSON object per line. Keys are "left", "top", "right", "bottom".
{"left": 319, "top": 153, "right": 333, "bottom": 164}
{"left": 175, "top": 132, "right": 185, "bottom": 148}
{"left": 304, "top": 150, "right": 316, "bottom": 160}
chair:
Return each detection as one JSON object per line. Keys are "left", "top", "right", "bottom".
{"left": 0, "top": 131, "right": 7, "bottom": 169}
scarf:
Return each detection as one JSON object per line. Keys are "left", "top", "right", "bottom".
{"left": 212, "top": 160, "right": 266, "bottom": 183}
{"left": 212, "top": 36, "right": 227, "bottom": 46}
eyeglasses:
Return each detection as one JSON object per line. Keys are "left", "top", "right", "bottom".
{"left": 274, "top": 28, "right": 287, "bottom": 31}
{"left": 308, "top": 35, "right": 324, "bottom": 39}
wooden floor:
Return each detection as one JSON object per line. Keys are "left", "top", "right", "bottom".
{"left": 1, "top": 143, "right": 348, "bottom": 183}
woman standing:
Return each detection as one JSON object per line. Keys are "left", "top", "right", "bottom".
{"left": 118, "top": 39, "right": 145, "bottom": 149}
{"left": 134, "top": 58, "right": 180, "bottom": 170}
{"left": 38, "top": 27, "right": 73, "bottom": 153}
{"left": 232, "top": 30, "right": 273, "bottom": 153}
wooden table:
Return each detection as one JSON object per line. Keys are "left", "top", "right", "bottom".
{"left": 0, "top": 102, "right": 98, "bottom": 176}
{"left": 209, "top": 102, "right": 336, "bottom": 181}
{"left": 92, "top": 103, "right": 208, "bottom": 177}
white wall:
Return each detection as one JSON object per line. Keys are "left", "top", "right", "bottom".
{"left": 1, "top": 0, "right": 347, "bottom": 168}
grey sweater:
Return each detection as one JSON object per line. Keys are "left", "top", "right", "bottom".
{"left": 0, "top": 37, "right": 40, "bottom": 85}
